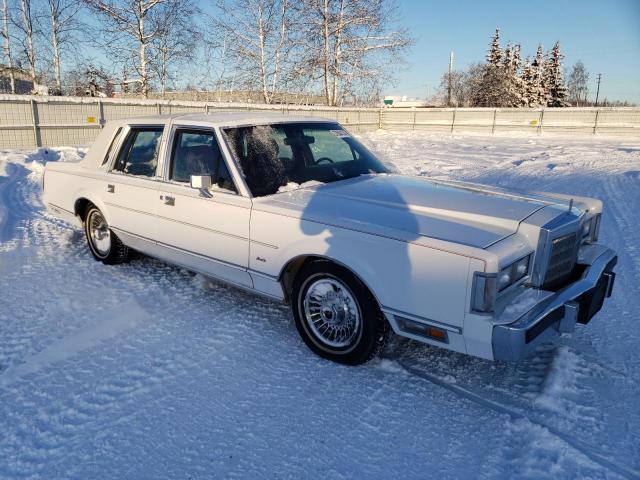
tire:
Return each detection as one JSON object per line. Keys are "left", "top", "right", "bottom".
{"left": 292, "top": 261, "right": 388, "bottom": 365}
{"left": 84, "top": 205, "right": 130, "bottom": 265}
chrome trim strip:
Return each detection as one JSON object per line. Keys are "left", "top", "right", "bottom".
{"left": 113, "top": 228, "right": 284, "bottom": 302}
{"left": 105, "top": 202, "right": 253, "bottom": 243}
{"left": 111, "top": 226, "right": 248, "bottom": 273}
{"left": 247, "top": 269, "right": 279, "bottom": 281}
{"left": 381, "top": 306, "right": 462, "bottom": 334}
{"left": 47, "top": 202, "right": 75, "bottom": 215}
{"left": 250, "top": 240, "right": 279, "bottom": 250}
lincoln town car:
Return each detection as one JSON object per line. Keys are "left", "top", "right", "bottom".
{"left": 42, "top": 113, "right": 617, "bottom": 365}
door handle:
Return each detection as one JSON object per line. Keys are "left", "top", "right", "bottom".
{"left": 107, "top": 184, "right": 115, "bottom": 193}
{"left": 161, "top": 195, "right": 175, "bottom": 206}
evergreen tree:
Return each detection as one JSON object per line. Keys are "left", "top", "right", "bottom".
{"left": 506, "top": 44, "right": 524, "bottom": 106}
{"left": 487, "top": 27, "right": 502, "bottom": 67}
{"left": 473, "top": 27, "right": 509, "bottom": 106}
{"left": 530, "top": 45, "right": 545, "bottom": 107}
{"left": 502, "top": 42, "right": 513, "bottom": 70}
{"left": 543, "top": 42, "right": 569, "bottom": 107}
{"left": 520, "top": 56, "right": 534, "bottom": 107}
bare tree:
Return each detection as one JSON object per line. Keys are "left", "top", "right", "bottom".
{"left": 439, "top": 69, "right": 471, "bottom": 107}
{"left": 298, "top": 0, "right": 412, "bottom": 106}
{"left": 150, "top": 0, "right": 198, "bottom": 97}
{"left": 567, "top": 60, "right": 589, "bottom": 106}
{"left": 15, "top": 0, "right": 38, "bottom": 90}
{"left": 84, "top": 0, "right": 170, "bottom": 98}
{"left": 210, "top": 0, "right": 299, "bottom": 104}
{"left": 41, "top": 0, "right": 83, "bottom": 93}
{"left": 1, "top": 0, "right": 16, "bottom": 92}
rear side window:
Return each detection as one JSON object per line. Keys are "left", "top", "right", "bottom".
{"left": 114, "top": 127, "right": 164, "bottom": 177}
{"left": 101, "top": 127, "right": 123, "bottom": 166}
{"left": 170, "top": 129, "right": 236, "bottom": 193}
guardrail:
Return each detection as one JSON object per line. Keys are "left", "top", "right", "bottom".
{"left": 0, "top": 95, "right": 638, "bottom": 149}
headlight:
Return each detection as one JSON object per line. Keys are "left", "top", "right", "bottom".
{"left": 497, "top": 269, "right": 512, "bottom": 291}
{"left": 472, "top": 254, "right": 532, "bottom": 312}
{"left": 514, "top": 255, "right": 530, "bottom": 279}
{"left": 497, "top": 254, "right": 530, "bottom": 292}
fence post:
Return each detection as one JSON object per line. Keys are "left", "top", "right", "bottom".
{"left": 593, "top": 109, "right": 600, "bottom": 135}
{"left": 538, "top": 109, "right": 545, "bottom": 135}
{"left": 451, "top": 108, "right": 457, "bottom": 134}
{"left": 205, "top": 103, "right": 210, "bottom": 114}
{"left": 157, "top": 102, "right": 162, "bottom": 115}
{"left": 29, "top": 99, "right": 40, "bottom": 148}
{"left": 378, "top": 107, "right": 383, "bottom": 129}
{"left": 413, "top": 109, "right": 417, "bottom": 131}
{"left": 492, "top": 109, "right": 497, "bottom": 134}
{"left": 98, "top": 100, "right": 105, "bottom": 128}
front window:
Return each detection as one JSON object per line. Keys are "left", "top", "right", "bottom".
{"left": 170, "top": 129, "right": 236, "bottom": 193}
{"left": 223, "top": 122, "right": 388, "bottom": 197}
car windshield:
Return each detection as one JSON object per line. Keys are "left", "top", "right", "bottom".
{"left": 222, "top": 122, "right": 388, "bottom": 197}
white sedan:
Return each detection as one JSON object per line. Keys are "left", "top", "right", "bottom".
{"left": 43, "top": 113, "right": 617, "bottom": 364}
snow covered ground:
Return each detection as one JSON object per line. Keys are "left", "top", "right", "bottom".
{"left": 1, "top": 132, "right": 639, "bottom": 479}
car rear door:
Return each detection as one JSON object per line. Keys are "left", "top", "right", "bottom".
{"left": 104, "top": 125, "right": 164, "bottom": 249}
{"left": 153, "top": 125, "right": 253, "bottom": 288}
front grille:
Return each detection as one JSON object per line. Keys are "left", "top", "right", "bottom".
{"left": 543, "top": 232, "right": 578, "bottom": 288}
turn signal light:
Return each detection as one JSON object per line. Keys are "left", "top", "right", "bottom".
{"left": 396, "top": 316, "right": 449, "bottom": 343}
{"left": 425, "top": 327, "right": 447, "bottom": 341}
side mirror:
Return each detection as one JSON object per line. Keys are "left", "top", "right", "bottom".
{"left": 190, "top": 175, "right": 212, "bottom": 190}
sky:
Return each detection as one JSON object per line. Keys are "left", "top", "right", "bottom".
{"left": 74, "top": 0, "right": 640, "bottom": 104}
{"left": 390, "top": 0, "right": 640, "bottom": 103}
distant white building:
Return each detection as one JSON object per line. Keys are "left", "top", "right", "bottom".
{"left": 382, "top": 95, "right": 428, "bottom": 108}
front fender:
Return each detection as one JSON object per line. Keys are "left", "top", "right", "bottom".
{"left": 251, "top": 211, "right": 472, "bottom": 329}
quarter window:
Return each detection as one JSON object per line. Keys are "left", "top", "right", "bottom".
{"left": 114, "top": 127, "right": 164, "bottom": 177}
{"left": 170, "top": 129, "right": 236, "bottom": 193}
{"left": 101, "top": 127, "right": 123, "bottom": 166}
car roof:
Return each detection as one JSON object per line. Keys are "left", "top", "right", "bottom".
{"left": 109, "top": 111, "right": 336, "bottom": 128}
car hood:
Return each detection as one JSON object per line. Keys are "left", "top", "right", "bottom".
{"left": 255, "top": 174, "right": 572, "bottom": 248}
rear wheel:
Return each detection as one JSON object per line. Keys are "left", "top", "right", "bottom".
{"left": 84, "top": 205, "right": 129, "bottom": 264}
{"left": 292, "top": 261, "right": 388, "bottom": 365}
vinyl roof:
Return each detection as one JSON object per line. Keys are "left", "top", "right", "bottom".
{"left": 110, "top": 111, "right": 335, "bottom": 127}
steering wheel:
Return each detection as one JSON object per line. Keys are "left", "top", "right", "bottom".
{"left": 314, "top": 157, "right": 334, "bottom": 165}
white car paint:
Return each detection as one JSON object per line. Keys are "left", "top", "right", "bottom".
{"left": 43, "top": 113, "right": 617, "bottom": 361}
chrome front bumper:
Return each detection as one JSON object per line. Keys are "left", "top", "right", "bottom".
{"left": 492, "top": 245, "right": 617, "bottom": 361}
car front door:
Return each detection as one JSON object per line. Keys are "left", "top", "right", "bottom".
{"left": 105, "top": 125, "right": 164, "bottom": 250}
{"left": 153, "top": 126, "right": 253, "bottom": 288}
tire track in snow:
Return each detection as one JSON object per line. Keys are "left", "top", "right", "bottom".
{"left": 395, "top": 359, "right": 640, "bottom": 479}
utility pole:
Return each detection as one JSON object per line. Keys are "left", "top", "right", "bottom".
{"left": 595, "top": 73, "right": 602, "bottom": 107}
{"left": 447, "top": 51, "right": 454, "bottom": 106}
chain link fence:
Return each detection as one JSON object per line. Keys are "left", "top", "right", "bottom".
{"left": 0, "top": 95, "right": 638, "bottom": 149}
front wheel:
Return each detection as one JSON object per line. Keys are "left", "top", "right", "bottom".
{"left": 292, "top": 261, "right": 388, "bottom": 365}
{"left": 84, "top": 205, "right": 130, "bottom": 264}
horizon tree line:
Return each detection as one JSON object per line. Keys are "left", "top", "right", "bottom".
{"left": 439, "top": 28, "right": 627, "bottom": 108}
{"left": 0, "top": 0, "right": 413, "bottom": 105}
